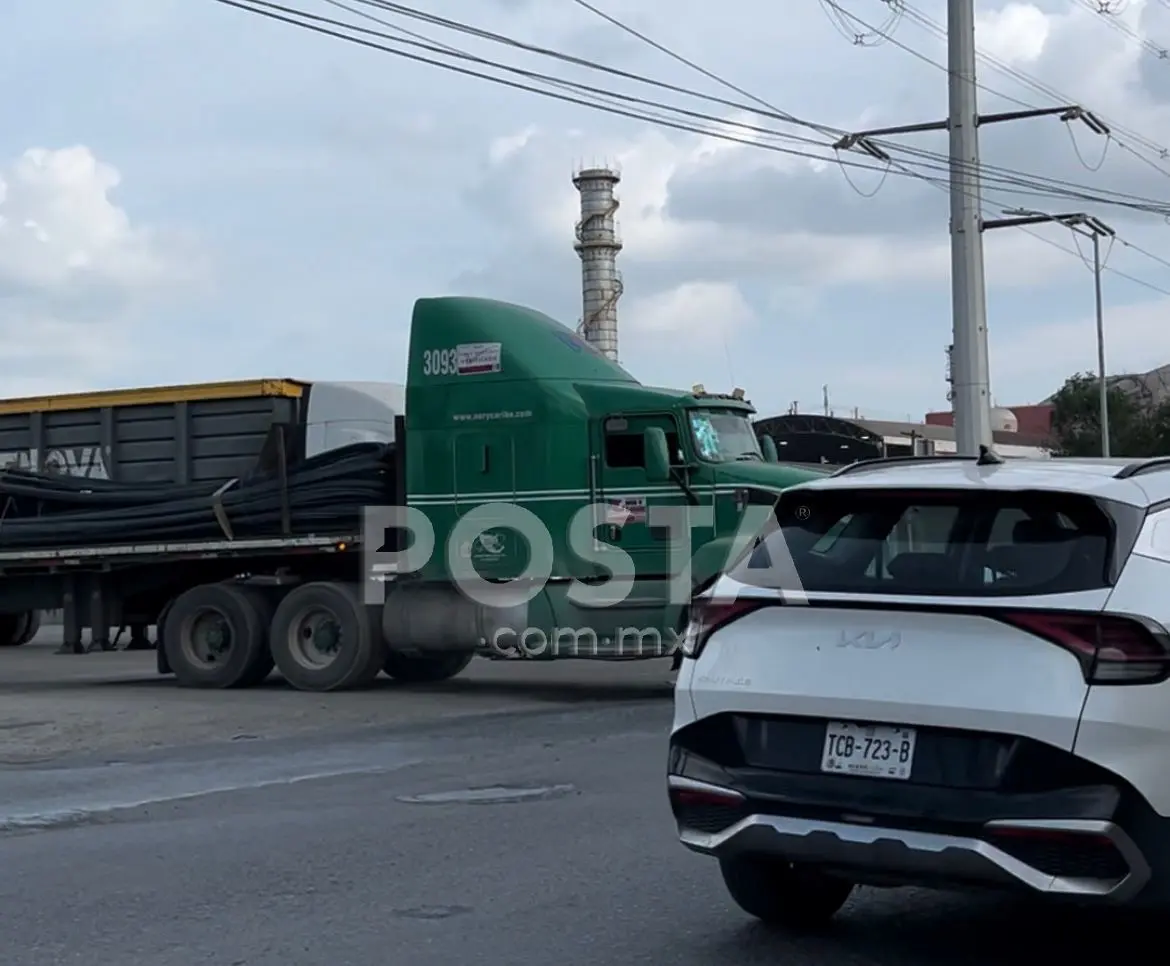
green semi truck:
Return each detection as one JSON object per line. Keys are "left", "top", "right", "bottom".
{"left": 0, "top": 296, "right": 823, "bottom": 691}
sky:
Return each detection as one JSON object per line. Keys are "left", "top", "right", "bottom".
{"left": 3, "top": 0, "right": 1170, "bottom": 422}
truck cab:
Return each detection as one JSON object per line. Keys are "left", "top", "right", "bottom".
{"left": 385, "top": 296, "right": 826, "bottom": 660}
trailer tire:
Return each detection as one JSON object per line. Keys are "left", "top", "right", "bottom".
{"left": 268, "top": 581, "right": 383, "bottom": 692}
{"left": 16, "top": 610, "right": 42, "bottom": 646}
{"left": 163, "top": 583, "right": 273, "bottom": 689}
{"left": 0, "top": 613, "right": 29, "bottom": 647}
{"left": 156, "top": 599, "right": 176, "bottom": 675}
{"left": 383, "top": 650, "right": 474, "bottom": 683}
{"left": 234, "top": 589, "right": 276, "bottom": 687}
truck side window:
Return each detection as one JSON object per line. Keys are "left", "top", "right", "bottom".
{"left": 604, "top": 430, "right": 683, "bottom": 468}
{"left": 605, "top": 433, "right": 643, "bottom": 468}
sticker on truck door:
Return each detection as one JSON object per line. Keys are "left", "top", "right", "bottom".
{"left": 606, "top": 496, "right": 646, "bottom": 526}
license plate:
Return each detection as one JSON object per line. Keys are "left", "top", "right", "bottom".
{"left": 821, "top": 721, "right": 916, "bottom": 780}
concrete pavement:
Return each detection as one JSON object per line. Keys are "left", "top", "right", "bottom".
{"left": 0, "top": 631, "right": 674, "bottom": 761}
{"left": 0, "top": 699, "right": 1162, "bottom": 966}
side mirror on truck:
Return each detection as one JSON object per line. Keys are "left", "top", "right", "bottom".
{"left": 760, "top": 435, "right": 779, "bottom": 463}
{"left": 644, "top": 427, "right": 672, "bottom": 482}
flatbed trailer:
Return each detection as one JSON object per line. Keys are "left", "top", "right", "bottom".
{"left": 0, "top": 532, "right": 391, "bottom": 689}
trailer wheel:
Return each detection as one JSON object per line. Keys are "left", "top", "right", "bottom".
{"left": 163, "top": 584, "right": 272, "bottom": 689}
{"left": 16, "top": 610, "right": 42, "bottom": 646}
{"left": 383, "top": 650, "right": 474, "bottom": 683}
{"left": 0, "top": 613, "right": 30, "bottom": 647}
{"left": 268, "top": 581, "right": 383, "bottom": 692}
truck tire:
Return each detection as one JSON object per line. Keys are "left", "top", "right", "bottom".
{"left": 16, "top": 610, "right": 42, "bottom": 646}
{"left": 383, "top": 650, "right": 474, "bottom": 683}
{"left": 163, "top": 583, "right": 273, "bottom": 689}
{"left": 268, "top": 581, "right": 384, "bottom": 692}
{"left": 0, "top": 612, "right": 30, "bottom": 647}
{"left": 234, "top": 589, "right": 276, "bottom": 687}
{"left": 156, "top": 599, "right": 176, "bottom": 675}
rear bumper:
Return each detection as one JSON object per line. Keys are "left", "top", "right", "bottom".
{"left": 673, "top": 779, "right": 1149, "bottom": 900}
{"left": 668, "top": 718, "right": 1170, "bottom": 905}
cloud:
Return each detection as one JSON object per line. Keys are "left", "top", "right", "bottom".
{"left": 976, "top": 3, "right": 1052, "bottom": 64}
{"left": 7, "top": 0, "right": 1170, "bottom": 424}
{"left": 995, "top": 292, "right": 1170, "bottom": 388}
{"left": 0, "top": 145, "right": 194, "bottom": 394}
{"left": 624, "top": 281, "right": 755, "bottom": 342}
{"left": 0, "top": 146, "right": 186, "bottom": 294}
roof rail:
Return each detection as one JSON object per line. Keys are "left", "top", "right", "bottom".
{"left": 831, "top": 454, "right": 976, "bottom": 477}
{"left": 1115, "top": 457, "right": 1170, "bottom": 479}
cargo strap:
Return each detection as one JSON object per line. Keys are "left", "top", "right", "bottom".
{"left": 211, "top": 479, "right": 239, "bottom": 540}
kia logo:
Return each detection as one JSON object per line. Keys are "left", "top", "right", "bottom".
{"left": 837, "top": 630, "right": 902, "bottom": 650}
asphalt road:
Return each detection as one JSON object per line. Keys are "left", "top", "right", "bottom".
{"left": 0, "top": 700, "right": 1165, "bottom": 966}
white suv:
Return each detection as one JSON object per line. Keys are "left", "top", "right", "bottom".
{"left": 669, "top": 451, "right": 1170, "bottom": 928}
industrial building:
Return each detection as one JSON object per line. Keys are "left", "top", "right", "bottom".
{"left": 756, "top": 408, "right": 1051, "bottom": 465}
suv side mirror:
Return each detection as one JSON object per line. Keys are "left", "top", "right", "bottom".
{"left": 644, "top": 427, "right": 671, "bottom": 482}
{"left": 760, "top": 435, "right": 779, "bottom": 463}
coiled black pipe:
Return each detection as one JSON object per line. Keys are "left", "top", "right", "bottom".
{"left": 0, "top": 442, "right": 395, "bottom": 549}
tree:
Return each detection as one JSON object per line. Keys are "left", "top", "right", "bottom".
{"left": 1048, "top": 372, "right": 1170, "bottom": 457}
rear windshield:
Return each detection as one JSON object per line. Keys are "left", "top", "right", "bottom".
{"left": 733, "top": 488, "right": 1125, "bottom": 597}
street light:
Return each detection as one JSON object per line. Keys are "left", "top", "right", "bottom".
{"left": 983, "top": 210, "right": 1115, "bottom": 457}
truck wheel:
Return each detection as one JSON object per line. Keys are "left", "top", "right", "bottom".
{"left": 16, "top": 610, "right": 42, "bottom": 646}
{"left": 163, "top": 584, "right": 273, "bottom": 689}
{"left": 383, "top": 650, "right": 474, "bottom": 683}
{"left": 268, "top": 581, "right": 383, "bottom": 692}
{"left": 0, "top": 613, "right": 30, "bottom": 647}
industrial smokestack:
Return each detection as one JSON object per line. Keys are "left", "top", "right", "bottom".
{"left": 572, "top": 167, "right": 623, "bottom": 362}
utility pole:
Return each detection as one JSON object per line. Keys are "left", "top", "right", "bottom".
{"left": 946, "top": 0, "right": 990, "bottom": 457}
{"left": 984, "top": 210, "right": 1115, "bottom": 456}
{"left": 834, "top": 0, "right": 1108, "bottom": 456}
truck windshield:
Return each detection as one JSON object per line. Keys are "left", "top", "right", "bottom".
{"left": 689, "top": 409, "right": 761, "bottom": 462}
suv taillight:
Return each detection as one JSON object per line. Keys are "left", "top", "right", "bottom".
{"left": 998, "top": 611, "right": 1170, "bottom": 685}
{"left": 679, "top": 597, "right": 769, "bottom": 660}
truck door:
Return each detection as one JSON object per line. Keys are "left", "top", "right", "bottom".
{"left": 596, "top": 414, "right": 697, "bottom": 577}
{"left": 454, "top": 431, "right": 517, "bottom": 579}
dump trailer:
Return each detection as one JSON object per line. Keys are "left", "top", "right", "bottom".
{"left": 0, "top": 297, "right": 824, "bottom": 692}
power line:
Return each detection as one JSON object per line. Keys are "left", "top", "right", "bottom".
{"left": 564, "top": 0, "right": 1170, "bottom": 300}
{"left": 219, "top": 0, "right": 1170, "bottom": 218}
{"left": 894, "top": 1, "right": 1170, "bottom": 180}
{"left": 348, "top": 0, "right": 1170, "bottom": 213}
{"left": 214, "top": 0, "right": 1170, "bottom": 301}
{"left": 209, "top": 0, "right": 895, "bottom": 168}
{"left": 563, "top": 0, "right": 1170, "bottom": 289}
{"left": 1073, "top": 0, "right": 1170, "bottom": 61}
{"left": 348, "top": 0, "right": 1170, "bottom": 214}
